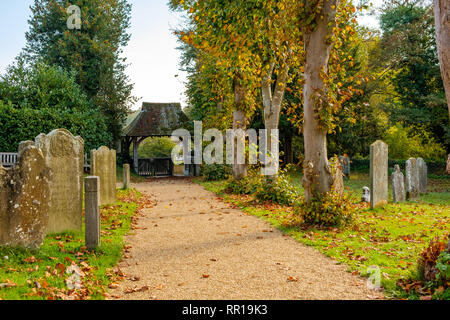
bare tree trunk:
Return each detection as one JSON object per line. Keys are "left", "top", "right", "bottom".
{"left": 302, "top": 0, "right": 339, "bottom": 203}
{"left": 232, "top": 75, "right": 248, "bottom": 179}
{"left": 434, "top": 0, "right": 450, "bottom": 119}
{"left": 261, "top": 58, "right": 289, "bottom": 178}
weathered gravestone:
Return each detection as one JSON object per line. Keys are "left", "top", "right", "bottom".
{"left": 35, "top": 129, "right": 84, "bottom": 233}
{"left": 85, "top": 176, "right": 100, "bottom": 250}
{"left": 123, "top": 164, "right": 131, "bottom": 190}
{"left": 91, "top": 146, "right": 116, "bottom": 205}
{"left": 416, "top": 158, "right": 427, "bottom": 194}
{"left": 446, "top": 154, "right": 450, "bottom": 174}
{"left": 330, "top": 158, "right": 344, "bottom": 195}
{"left": 0, "top": 143, "right": 50, "bottom": 250}
{"left": 392, "top": 165, "right": 406, "bottom": 203}
{"left": 339, "top": 155, "right": 351, "bottom": 178}
{"left": 361, "top": 186, "right": 370, "bottom": 203}
{"left": 405, "top": 158, "right": 420, "bottom": 200}
{"left": 370, "top": 140, "right": 388, "bottom": 208}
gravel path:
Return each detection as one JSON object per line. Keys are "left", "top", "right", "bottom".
{"left": 108, "top": 178, "right": 384, "bottom": 300}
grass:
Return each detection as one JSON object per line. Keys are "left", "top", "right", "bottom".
{"left": 0, "top": 188, "right": 142, "bottom": 300}
{"left": 116, "top": 165, "right": 149, "bottom": 184}
{"left": 196, "top": 171, "right": 450, "bottom": 299}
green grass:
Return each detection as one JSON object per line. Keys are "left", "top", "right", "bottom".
{"left": 0, "top": 188, "right": 142, "bottom": 300}
{"left": 196, "top": 173, "right": 450, "bottom": 299}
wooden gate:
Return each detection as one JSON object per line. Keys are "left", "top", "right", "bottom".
{"left": 138, "top": 158, "right": 173, "bottom": 176}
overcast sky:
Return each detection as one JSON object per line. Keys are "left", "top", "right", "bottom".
{"left": 0, "top": 0, "right": 383, "bottom": 111}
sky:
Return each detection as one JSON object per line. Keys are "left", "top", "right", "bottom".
{"left": 0, "top": 0, "right": 383, "bottom": 111}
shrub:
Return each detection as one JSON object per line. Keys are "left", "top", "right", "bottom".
{"left": 134, "top": 137, "right": 176, "bottom": 158}
{"left": 225, "top": 168, "right": 301, "bottom": 206}
{"left": 418, "top": 235, "right": 450, "bottom": 286}
{"left": 294, "top": 191, "right": 355, "bottom": 227}
{"left": 202, "top": 164, "right": 232, "bottom": 181}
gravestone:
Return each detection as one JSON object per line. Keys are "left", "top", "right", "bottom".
{"left": 123, "top": 164, "right": 131, "bottom": 190}
{"left": 416, "top": 158, "right": 427, "bottom": 194}
{"left": 0, "top": 143, "right": 50, "bottom": 250}
{"left": 392, "top": 164, "right": 406, "bottom": 203}
{"left": 339, "top": 155, "right": 351, "bottom": 178}
{"left": 85, "top": 176, "right": 100, "bottom": 250}
{"left": 370, "top": 140, "right": 388, "bottom": 208}
{"left": 405, "top": 158, "right": 420, "bottom": 200}
{"left": 35, "top": 129, "right": 84, "bottom": 233}
{"left": 361, "top": 186, "right": 370, "bottom": 203}
{"left": 91, "top": 146, "right": 116, "bottom": 205}
{"left": 331, "top": 158, "right": 344, "bottom": 195}
{"left": 446, "top": 154, "right": 450, "bottom": 174}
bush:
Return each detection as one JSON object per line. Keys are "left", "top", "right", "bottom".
{"left": 418, "top": 236, "right": 449, "bottom": 286}
{"left": 225, "top": 168, "right": 301, "bottom": 206}
{"left": 134, "top": 137, "right": 176, "bottom": 158}
{"left": 294, "top": 191, "right": 355, "bottom": 227}
{"left": 202, "top": 164, "right": 232, "bottom": 181}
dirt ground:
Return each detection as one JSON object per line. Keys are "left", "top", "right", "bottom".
{"left": 107, "top": 178, "right": 384, "bottom": 300}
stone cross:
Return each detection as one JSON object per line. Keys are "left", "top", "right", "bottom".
{"left": 405, "top": 158, "right": 420, "bottom": 200}
{"left": 123, "top": 164, "right": 131, "bottom": 190}
{"left": 392, "top": 164, "right": 406, "bottom": 203}
{"left": 0, "top": 143, "right": 50, "bottom": 250}
{"left": 84, "top": 176, "right": 100, "bottom": 250}
{"left": 370, "top": 140, "right": 388, "bottom": 208}
{"left": 91, "top": 146, "right": 117, "bottom": 205}
{"left": 361, "top": 186, "right": 370, "bottom": 203}
{"left": 35, "top": 129, "right": 84, "bottom": 233}
{"left": 416, "top": 158, "right": 427, "bottom": 194}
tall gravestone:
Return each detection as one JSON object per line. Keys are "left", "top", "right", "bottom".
{"left": 85, "top": 176, "right": 100, "bottom": 250}
{"left": 123, "top": 164, "right": 131, "bottom": 190}
{"left": 0, "top": 143, "right": 50, "bottom": 250}
{"left": 392, "top": 165, "right": 406, "bottom": 203}
{"left": 405, "top": 158, "right": 420, "bottom": 200}
{"left": 91, "top": 146, "right": 116, "bottom": 205}
{"left": 331, "top": 158, "right": 344, "bottom": 195}
{"left": 35, "top": 129, "right": 84, "bottom": 233}
{"left": 370, "top": 140, "right": 388, "bottom": 208}
{"left": 416, "top": 158, "right": 427, "bottom": 194}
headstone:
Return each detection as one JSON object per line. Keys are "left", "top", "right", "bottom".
{"left": 0, "top": 143, "right": 50, "bottom": 250}
{"left": 339, "top": 155, "right": 351, "bottom": 178}
{"left": 35, "top": 129, "right": 84, "bottom": 233}
{"left": 123, "top": 164, "right": 131, "bottom": 190}
{"left": 361, "top": 186, "right": 370, "bottom": 203}
{"left": 446, "top": 154, "right": 450, "bottom": 174}
{"left": 416, "top": 158, "right": 427, "bottom": 194}
{"left": 91, "top": 146, "right": 116, "bottom": 205}
{"left": 405, "top": 158, "right": 420, "bottom": 200}
{"left": 331, "top": 158, "right": 344, "bottom": 195}
{"left": 85, "top": 176, "right": 100, "bottom": 250}
{"left": 391, "top": 165, "right": 406, "bottom": 203}
{"left": 370, "top": 140, "right": 388, "bottom": 208}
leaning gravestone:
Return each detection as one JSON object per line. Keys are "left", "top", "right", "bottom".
{"left": 91, "top": 146, "right": 116, "bottom": 205}
{"left": 416, "top": 158, "right": 427, "bottom": 194}
{"left": 370, "top": 140, "right": 388, "bottom": 208}
{"left": 392, "top": 164, "right": 406, "bottom": 203}
{"left": 405, "top": 158, "right": 420, "bottom": 200}
{"left": 35, "top": 129, "right": 84, "bottom": 233}
{"left": 0, "top": 143, "right": 50, "bottom": 250}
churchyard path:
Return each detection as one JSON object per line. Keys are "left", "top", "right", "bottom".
{"left": 108, "top": 178, "right": 384, "bottom": 300}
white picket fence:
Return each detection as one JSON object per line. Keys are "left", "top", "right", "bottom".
{"left": 0, "top": 153, "right": 18, "bottom": 167}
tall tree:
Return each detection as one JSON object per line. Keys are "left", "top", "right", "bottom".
{"left": 24, "top": 0, "right": 136, "bottom": 142}
{"left": 434, "top": 0, "right": 450, "bottom": 119}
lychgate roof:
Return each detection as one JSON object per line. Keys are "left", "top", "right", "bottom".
{"left": 122, "top": 102, "right": 190, "bottom": 137}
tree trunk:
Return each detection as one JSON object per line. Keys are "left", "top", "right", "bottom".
{"left": 232, "top": 75, "right": 248, "bottom": 179}
{"left": 302, "top": 0, "right": 339, "bottom": 203}
{"left": 434, "top": 0, "right": 450, "bottom": 119}
{"left": 261, "top": 59, "right": 289, "bottom": 178}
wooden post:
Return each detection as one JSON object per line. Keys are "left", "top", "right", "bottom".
{"left": 85, "top": 176, "right": 100, "bottom": 250}
{"left": 123, "top": 164, "right": 130, "bottom": 189}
